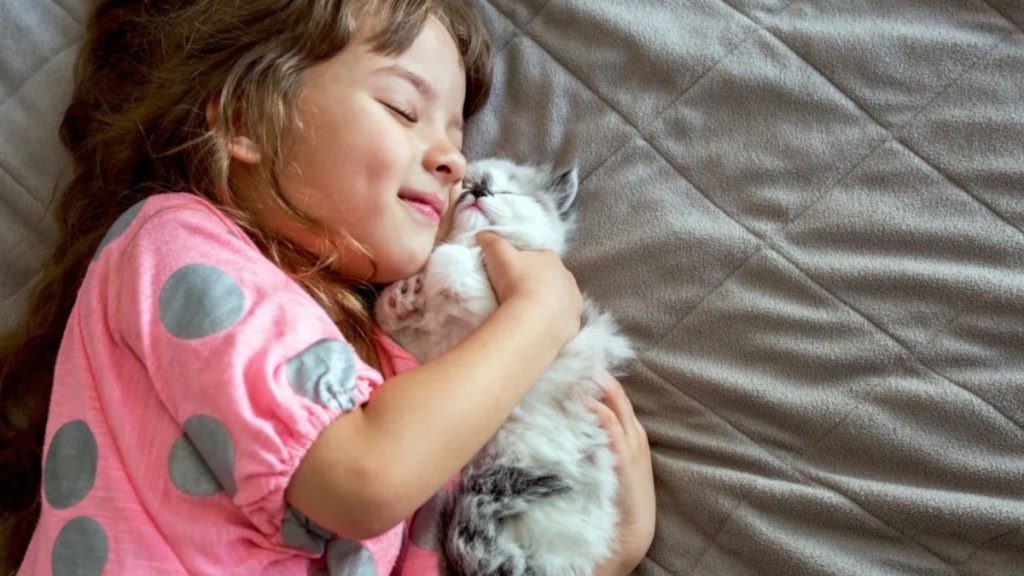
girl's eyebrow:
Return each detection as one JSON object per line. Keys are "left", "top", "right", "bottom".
{"left": 377, "top": 64, "right": 436, "bottom": 101}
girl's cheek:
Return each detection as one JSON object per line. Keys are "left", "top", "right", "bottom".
{"left": 436, "top": 209, "right": 453, "bottom": 241}
{"left": 431, "top": 188, "right": 456, "bottom": 240}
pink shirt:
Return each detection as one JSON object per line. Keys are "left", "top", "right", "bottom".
{"left": 19, "top": 193, "right": 443, "bottom": 575}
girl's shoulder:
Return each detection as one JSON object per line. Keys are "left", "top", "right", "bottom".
{"left": 144, "top": 191, "right": 225, "bottom": 214}
{"left": 90, "top": 191, "right": 284, "bottom": 310}
{"left": 130, "top": 192, "right": 250, "bottom": 241}
{"left": 96, "top": 192, "right": 259, "bottom": 262}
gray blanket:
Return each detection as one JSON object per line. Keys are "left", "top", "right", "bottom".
{"left": 2, "top": 1, "right": 1023, "bottom": 575}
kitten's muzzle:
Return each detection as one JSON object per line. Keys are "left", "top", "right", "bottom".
{"left": 457, "top": 183, "right": 493, "bottom": 205}
{"left": 469, "top": 182, "right": 493, "bottom": 199}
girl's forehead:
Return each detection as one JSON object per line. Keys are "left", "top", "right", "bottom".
{"left": 341, "top": 17, "right": 462, "bottom": 75}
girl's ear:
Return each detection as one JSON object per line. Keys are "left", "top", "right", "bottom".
{"left": 205, "top": 99, "right": 261, "bottom": 164}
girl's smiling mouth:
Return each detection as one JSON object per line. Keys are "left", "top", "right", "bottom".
{"left": 399, "top": 190, "right": 444, "bottom": 223}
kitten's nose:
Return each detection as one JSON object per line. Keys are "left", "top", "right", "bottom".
{"left": 469, "top": 185, "right": 493, "bottom": 199}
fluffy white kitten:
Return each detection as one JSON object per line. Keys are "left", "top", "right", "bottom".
{"left": 375, "top": 159, "right": 634, "bottom": 576}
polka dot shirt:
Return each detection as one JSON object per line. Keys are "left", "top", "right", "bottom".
{"left": 17, "top": 194, "right": 446, "bottom": 575}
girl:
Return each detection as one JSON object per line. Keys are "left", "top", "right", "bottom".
{"left": 0, "top": 0, "right": 655, "bottom": 574}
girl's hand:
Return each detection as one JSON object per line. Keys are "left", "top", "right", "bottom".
{"left": 590, "top": 371, "right": 656, "bottom": 576}
{"left": 476, "top": 232, "right": 582, "bottom": 345}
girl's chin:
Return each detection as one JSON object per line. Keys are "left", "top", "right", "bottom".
{"left": 371, "top": 254, "right": 432, "bottom": 285}
{"left": 326, "top": 255, "right": 424, "bottom": 286}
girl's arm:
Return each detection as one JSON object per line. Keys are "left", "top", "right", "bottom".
{"left": 286, "top": 233, "right": 584, "bottom": 539}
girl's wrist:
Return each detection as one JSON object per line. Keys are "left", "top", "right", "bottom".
{"left": 498, "top": 295, "right": 575, "bottom": 348}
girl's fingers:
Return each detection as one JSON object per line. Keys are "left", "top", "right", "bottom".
{"left": 475, "top": 232, "right": 512, "bottom": 270}
{"left": 597, "top": 371, "right": 640, "bottom": 439}
{"left": 587, "top": 397, "right": 624, "bottom": 450}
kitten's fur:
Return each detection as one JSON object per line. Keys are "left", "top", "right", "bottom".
{"left": 375, "top": 159, "right": 634, "bottom": 576}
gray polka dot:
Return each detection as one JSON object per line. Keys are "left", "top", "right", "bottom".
{"left": 282, "top": 507, "right": 333, "bottom": 554}
{"left": 168, "top": 415, "right": 236, "bottom": 497}
{"left": 285, "top": 339, "right": 358, "bottom": 410}
{"left": 159, "top": 264, "right": 246, "bottom": 339}
{"left": 410, "top": 489, "right": 447, "bottom": 551}
{"left": 93, "top": 200, "right": 145, "bottom": 261}
{"left": 44, "top": 420, "right": 98, "bottom": 509}
{"left": 326, "top": 538, "right": 377, "bottom": 576}
{"left": 52, "top": 516, "right": 108, "bottom": 576}
{"left": 168, "top": 436, "right": 222, "bottom": 497}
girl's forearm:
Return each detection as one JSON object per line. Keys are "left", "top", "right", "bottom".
{"left": 362, "top": 297, "right": 564, "bottom": 495}
{"left": 287, "top": 297, "right": 565, "bottom": 538}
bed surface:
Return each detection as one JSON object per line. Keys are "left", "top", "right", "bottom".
{"left": 3, "top": 1, "right": 1023, "bottom": 574}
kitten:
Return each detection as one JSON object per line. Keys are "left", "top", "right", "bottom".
{"left": 375, "top": 159, "right": 634, "bottom": 576}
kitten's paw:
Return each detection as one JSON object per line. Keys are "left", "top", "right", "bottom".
{"left": 385, "top": 276, "right": 424, "bottom": 323}
{"left": 375, "top": 276, "right": 425, "bottom": 332}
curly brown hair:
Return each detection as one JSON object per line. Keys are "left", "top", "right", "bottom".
{"left": 0, "top": 0, "right": 492, "bottom": 570}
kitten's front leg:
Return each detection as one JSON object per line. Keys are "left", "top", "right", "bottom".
{"left": 375, "top": 274, "right": 425, "bottom": 334}
{"left": 423, "top": 244, "right": 497, "bottom": 321}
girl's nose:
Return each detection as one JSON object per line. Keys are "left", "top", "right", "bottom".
{"left": 425, "top": 140, "right": 466, "bottom": 184}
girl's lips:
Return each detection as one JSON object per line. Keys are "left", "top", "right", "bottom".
{"left": 399, "top": 190, "right": 444, "bottom": 224}
{"left": 401, "top": 196, "right": 442, "bottom": 224}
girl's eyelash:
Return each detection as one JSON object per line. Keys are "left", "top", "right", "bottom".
{"left": 384, "top": 102, "right": 418, "bottom": 123}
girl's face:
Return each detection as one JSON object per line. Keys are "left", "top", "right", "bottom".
{"left": 233, "top": 17, "right": 467, "bottom": 284}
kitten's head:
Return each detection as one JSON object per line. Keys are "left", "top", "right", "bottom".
{"left": 446, "top": 159, "right": 578, "bottom": 254}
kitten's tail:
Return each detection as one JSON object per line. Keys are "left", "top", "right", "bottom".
{"left": 441, "top": 465, "right": 569, "bottom": 576}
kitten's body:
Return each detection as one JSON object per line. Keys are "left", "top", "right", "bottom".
{"left": 375, "top": 159, "right": 633, "bottom": 576}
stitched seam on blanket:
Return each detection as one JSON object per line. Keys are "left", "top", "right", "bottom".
{"left": 959, "top": 526, "right": 1023, "bottom": 567}
{"left": 648, "top": 244, "right": 764, "bottom": 351}
{"left": 766, "top": 242, "right": 1024, "bottom": 435}
{"left": 641, "top": 554, "right": 674, "bottom": 576}
{"left": 575, "top": 30, "right": 758, "bottom": 191}
{"left": 688, "top": 503, "right": 745, "bottom": 572}
{"left": 485, "top": 0, "right": 552, "bottom": 55}
{"left": 479, "top": 0, "right": 646, "bottom": 184}
{"left": 632, "top": 363, "right": 770, "bottom": 572}
{"left": 0, "top": 160, "right": 47, "bottom": 212}
{"left": 0, "top": 40, "right": 79, "bottom": 109}
{"left": 48, "top": 0, "right": 81, "bottom": 26}
{"left": 716, "top": 0, "right": 803, "bottom": 23}
{"left": 977, "top": 0, "right": 1024, "bottom": 35}
{"left": 898, "top": 139, "right": 1024, "bottom": 238}
{"left": 637, "top": 360, "right": 957, "bottom": 569}
{"left": 760, "top": 25, "right": 1024, "bottom": 240}
{"left": 490, "top": 30, "right": 517, "bottom": 54}
{"left": 1, "top": 271, "right": 42, "bottom": 328}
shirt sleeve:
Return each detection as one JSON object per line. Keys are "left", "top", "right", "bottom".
{"left": 100, "top": 194, "right": 383, "bottom": 545}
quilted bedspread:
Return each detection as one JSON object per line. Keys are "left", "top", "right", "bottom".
{"left": 2, "top": 1, "right": 1023, "bottom": 575}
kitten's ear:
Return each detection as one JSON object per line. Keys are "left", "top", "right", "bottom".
{"left": 551, "top": 165, "right": 579, "bottom": 219}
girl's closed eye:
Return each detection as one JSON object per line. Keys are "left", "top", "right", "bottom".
{"left": 383, "top": 101, "right": 418, "bottom": 123}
